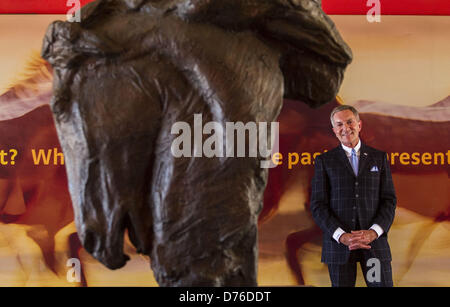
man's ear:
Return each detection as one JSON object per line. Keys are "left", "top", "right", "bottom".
{"left": 332, "top": 124, "right": 339, "bottom": 137}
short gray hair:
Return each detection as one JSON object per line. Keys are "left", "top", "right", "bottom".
{"left": 330, "top": 105, "right": 360, "bottom": 127}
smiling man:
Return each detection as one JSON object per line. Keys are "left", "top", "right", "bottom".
{"left": 310, "top": 105, "right": 397, "bottom": 287}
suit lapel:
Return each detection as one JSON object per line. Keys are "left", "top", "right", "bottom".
{"left": 336, "top": 146, "right": 356, "bottom": 177}
{"left": 336, "top": 142, "right": 371, "bottom": 177}
{"left": 358, "top": 143, "right": 370, "bottom": 176}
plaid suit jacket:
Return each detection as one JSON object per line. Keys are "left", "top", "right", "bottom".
{"left": 310, "top": 142, "right": 396, "bottom": 264}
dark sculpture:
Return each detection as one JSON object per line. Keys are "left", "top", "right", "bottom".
{"left": 41, "top": 0, "right": 352, "bottom": 286}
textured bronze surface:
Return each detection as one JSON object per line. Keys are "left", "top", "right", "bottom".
{"left": 42, "top": 0, "right": 351, "bottom": 286}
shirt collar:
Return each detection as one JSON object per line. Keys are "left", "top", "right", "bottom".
{"left": 341, "top": 139, "right": 361, "bottom": 155}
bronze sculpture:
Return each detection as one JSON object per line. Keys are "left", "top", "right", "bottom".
{"left": 42, "top": 0, "right": 352, "bottom": 286}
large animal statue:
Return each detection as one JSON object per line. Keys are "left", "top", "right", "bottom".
{"left": 41, "top": 0, "right": 352, "bottom": 286}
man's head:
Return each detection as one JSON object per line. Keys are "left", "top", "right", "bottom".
{"left": 330, "top": 105, "right": 361, "bottom": 148}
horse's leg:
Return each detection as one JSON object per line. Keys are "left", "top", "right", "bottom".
{"left": 285, "top": 175, "right": 320, "bottom": 285}
{"left": 395, "top": 207, "right": 449, "bottom": 284}
{"left": 396, "top": 219, "right": 440, "bottom": 284}
{"left": 26, "top": 227, "right": 57, "bottom": 275}
{"left": 285, "top": 222, "right": 322, "bottom": 285}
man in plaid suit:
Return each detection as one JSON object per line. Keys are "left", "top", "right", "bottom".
{"left": 310, "top": 105, "right": 396, "bottom": 287}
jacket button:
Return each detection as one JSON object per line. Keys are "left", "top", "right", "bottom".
{"left": 355, "top": 181, "right": 359, "bottom": 186}
{"left": 355, "top": 194, "right": 359, "bottom": 198}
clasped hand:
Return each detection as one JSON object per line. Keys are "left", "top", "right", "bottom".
{"left": 339, "top": 230, "right": 378, "bottom": 250}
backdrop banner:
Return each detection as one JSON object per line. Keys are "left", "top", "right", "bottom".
{"left": 0, "top": 5, "right": 448, "bottom": 287}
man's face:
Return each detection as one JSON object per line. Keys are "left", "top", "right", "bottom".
{"left": 332, "top": 109, "right": 362, "bottom": 148}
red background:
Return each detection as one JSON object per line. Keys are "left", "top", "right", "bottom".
{"left": 0, "top": 0, "right": 449, "bottom": 15}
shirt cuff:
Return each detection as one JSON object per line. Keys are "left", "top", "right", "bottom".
{"left": 369, "top": 224, "right": 384, "bottom": 238}
{"left": 332, "top": 227, "right": 346, "bottom": 243}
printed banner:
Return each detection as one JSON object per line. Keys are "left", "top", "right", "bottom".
{"left": 0, "top": 11, "right": 449, "bottom": 286}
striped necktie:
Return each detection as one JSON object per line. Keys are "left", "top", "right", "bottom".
{"left": 351, "top": 148, "right": 358, "bottom": 175}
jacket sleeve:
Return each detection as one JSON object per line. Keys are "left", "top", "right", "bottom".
{"left": 371, "top": 152, "right": 397, "bottom": 234}
{"left": 310, "top": 155, "right": 345, "bottom": 239}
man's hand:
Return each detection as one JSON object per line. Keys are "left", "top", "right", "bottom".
{"left": 339, "top": 230, "right": 378, "bottom": 250}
